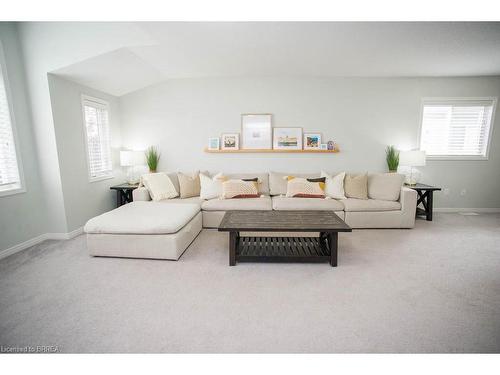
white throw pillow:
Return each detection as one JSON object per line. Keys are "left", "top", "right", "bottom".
{"left": 199, "top": 172, "right": 226, "bottom": 200}
{"left": 141, "top": 172, "right": 179, "bottom": 201}
{"left": 320, "top": 171, "right": 346, "bottom": 200}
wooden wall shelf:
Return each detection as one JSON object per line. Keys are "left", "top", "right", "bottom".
{"left": 204, "top": 148, "right": 339, "bottom": 154}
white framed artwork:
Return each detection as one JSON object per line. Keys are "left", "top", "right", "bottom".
{"left": 241, "top": 114, "right": 272, "bottom": 149}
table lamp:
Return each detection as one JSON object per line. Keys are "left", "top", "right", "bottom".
{"left": 399, "top": 150, "right": 426, "bottom": 185}
{"left": 120, "top": 150, "right": 145, "bottom": 184}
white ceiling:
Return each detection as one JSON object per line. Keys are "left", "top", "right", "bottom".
{"left": 51, "top": 22, "right": 500, "bottom": 96}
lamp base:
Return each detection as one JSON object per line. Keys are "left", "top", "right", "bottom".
{"left": 126, "top": 167, "right": 140, "bottom": 185}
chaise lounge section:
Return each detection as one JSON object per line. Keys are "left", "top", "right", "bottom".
{"left": 84, "top": 201, "right": 202, "bottom": 260}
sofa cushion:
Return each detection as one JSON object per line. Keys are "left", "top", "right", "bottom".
{"left": 158, "top": 197, "right": 204, "bottom": 208}
{"left": 269, "top": 171, "right": 320, "bottom": 196}
{"left": 342, "top": 198, "right": 401, "bottom": 212}
{"left": 84, "top": 201, "right": 200, "bottom": 234}
{"left": 368, "top": 173, "right": 405, "bottom": 201}
{"left": 201, "top": 196, "right": 272, "bottom": 211}
{"left": 344, "top": 173, "right": 368, "bottom": 199}
{"left": 225, "top": 173, "right": 269, "bottom": 195}
{"left": 272, "top": 196, "right": 344, "bottom": 211}
{"left": 166, "top": 172, "right": 180, "bottom": 194}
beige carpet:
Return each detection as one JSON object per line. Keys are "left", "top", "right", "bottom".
{"left": 1, "top": 213, "right": 499, "bottom": 353}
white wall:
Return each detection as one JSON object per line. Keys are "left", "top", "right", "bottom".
{"left": 119, "top": 76, "right": 500, "bottom": 209}
{"left": 16, "top": 22, "right": 153, "bottom": 235}
{"left": 48, "top": 75, "right": 124, "bottom": 231}
{"left": 0, "top": 23, "right": 48, "bottom": 252}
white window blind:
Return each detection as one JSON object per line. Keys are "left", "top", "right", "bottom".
{"left": 0, "top": 58, "right": 21, "bottom": 193}
{"left": 82, "top": 97, "right": 113, "bottom": 181}
{"left": 420, "top": 99, "right": 496, "bottom": 159}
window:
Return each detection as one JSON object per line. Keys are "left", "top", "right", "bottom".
{"left": 419, "top": 98, "right": 496, "bottom": 160}
{"left": 82, "top": 96, "right": 113, "bottom": 181}
{"left": 0, "top": 44, "right": 23, "bottom": 196}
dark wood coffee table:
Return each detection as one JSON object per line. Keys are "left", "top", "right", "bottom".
{"left": 218, "top": 210, "right": 352, "bottom": 267}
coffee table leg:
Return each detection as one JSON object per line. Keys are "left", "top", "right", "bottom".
{"left": 328, "top": 232, "right": 338, "bottom": 267}
{"left": 229, "top": 231, "right": 238, "bottom": 266}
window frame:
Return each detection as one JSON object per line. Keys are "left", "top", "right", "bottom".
{"left": 0, "top": 40, "right": 26, "bottom": 197}
{"left": 81, "top": 94, "right": 114, "bottom": 183}
{"left": 418, "top": 97, "right": 497, "bottom": 161}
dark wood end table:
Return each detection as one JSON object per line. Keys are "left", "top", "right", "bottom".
{"left": 110, "top": 183, "right": 139, "bottom": 207}
{"left": 407, "top": 183, "right": 441, "bottom": 221}
{"left": 218, "top": 210, "right": 352, "bottom": 267}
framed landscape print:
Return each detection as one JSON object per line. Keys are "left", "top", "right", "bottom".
{"left": 273, "top": 127, "right": 302, "bottom": 150}
{"left": 304, "top": 133, "right": 321, "bottom": 149}
{"left": 221, "top": 133, "right": 239, "bottom": 150}
{"left": 241, "top": 114, "right": 272, "bottom": 149}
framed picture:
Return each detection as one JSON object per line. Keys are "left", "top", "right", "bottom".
{"left": 221, "top": 133, "right": 239, "bottom": 150}
{"left": 320, "top": 143, "right": 328, "bottom": 150}
{"left": 208, "top": 137, "right": 220, "bottom": 150}
{"left": 241, "top": 114, "right": 272, "bottom": 149}
{"left": 304, "top": 133, "right": 321, "bottom": 149}
{"left": 273, "top": 127, "right": 302, "bottom": 150}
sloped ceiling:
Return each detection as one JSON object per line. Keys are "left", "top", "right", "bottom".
{"left": 50, "top": 22, "right": 500, "bottom": 96}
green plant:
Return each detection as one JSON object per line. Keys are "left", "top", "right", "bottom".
{"left": 385, "top": 145, "right": 399, "bottom": 172}
{"left": 145, "top": 146, "right": 160, "bottom": 173}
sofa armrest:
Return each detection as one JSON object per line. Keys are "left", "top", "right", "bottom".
{"left": 399, "top": 187, "right": 417, "bottom": 228}
{"left": 133, "top": 187, "right": 151, "bottom": 201}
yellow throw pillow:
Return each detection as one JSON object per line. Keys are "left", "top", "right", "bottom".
{"left": 221, "top": 179, "right": 260, "bottom": 199}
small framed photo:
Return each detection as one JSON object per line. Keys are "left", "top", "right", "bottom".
{"left": 241, "top": 114, "right": 272, "bottom": 149}
{"left": 221, "top": 133, "right": 239, "bottom": 150}
{"left": 320, "top": 143, "right": 328, "bottom": 150}
{"left": 273, "top": 127, "right": 302, "bottom": 150}
{"left": 304, "top": 133, "right": 321, "bottom": 149}
{"left": 208, "top": 137, "right": 220, "bottom": 150}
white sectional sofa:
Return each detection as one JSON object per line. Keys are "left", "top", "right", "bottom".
{"left": 132, "top": 172, "right": 417, "bottom": 229}
{"left": 84, "top": 171, "right": 417, "bottom": 260}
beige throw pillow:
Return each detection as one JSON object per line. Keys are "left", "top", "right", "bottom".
{"left": 141, "top": 172, "right": 179, "bottom": 201}
{"left": 344, "top": 173, "right": 368, "bottom": 200}
{"left": 177, "top": 171, "right": 201, "bottom": 198}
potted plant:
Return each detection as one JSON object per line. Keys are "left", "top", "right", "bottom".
{"left": 385, "top": 145, "right": 399, "bottom": 172}
{"left": 145, "top": 146, "right": 160, "bottom": 173}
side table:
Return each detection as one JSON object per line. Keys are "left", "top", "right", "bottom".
{"left": 110, "top": 183, "right": 139, "bottom": 207}
{"left": 407, "top": 183, "right": 441, "bottom": 221}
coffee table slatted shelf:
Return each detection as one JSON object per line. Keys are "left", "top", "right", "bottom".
{"left": 237, "top": 236, "right": 330, "bottom": 263}
{"left": 218, "top": 210, "right": 352, "bottom": 267}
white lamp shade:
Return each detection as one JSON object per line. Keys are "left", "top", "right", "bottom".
{"left": 120, "top": 151, "right": 145, "bottom": 167}
{"left": 399, "top": 150, "right": 426, "bottom": 167}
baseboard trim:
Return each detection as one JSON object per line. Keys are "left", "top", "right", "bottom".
{"left": 0, "top": 227, "right": 84, "bottom": 260}
{"left": 434, "top": 208, "right": 500, "bottom": 213}
{"left": 46, "top": 227, "right": 84, "bottom": 240}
